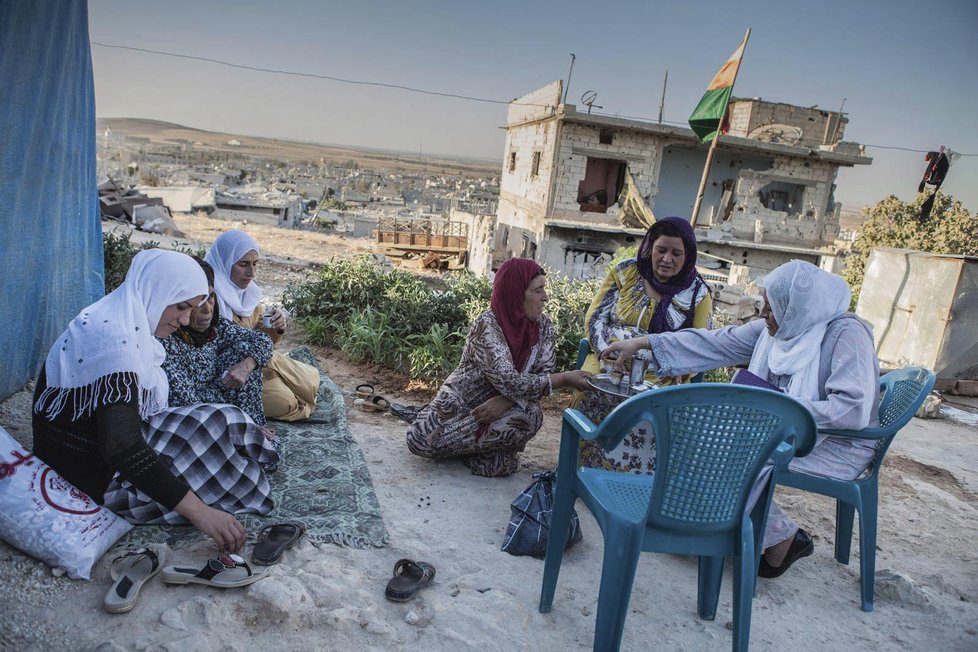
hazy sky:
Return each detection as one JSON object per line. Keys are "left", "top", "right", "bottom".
{"left": 89, "top": 0, "right": 978, "bottom": 212}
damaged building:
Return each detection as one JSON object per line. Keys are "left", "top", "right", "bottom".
{"left": 486, "top": 81, "right": 871, "bottom": 280}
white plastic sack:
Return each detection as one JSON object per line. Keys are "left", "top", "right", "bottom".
{"left": 0, "top": 425, "right": 132, "bottom": 579}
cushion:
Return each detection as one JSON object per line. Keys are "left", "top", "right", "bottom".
{"left": 0, "top": 425, "right": 132, "bottom": 580}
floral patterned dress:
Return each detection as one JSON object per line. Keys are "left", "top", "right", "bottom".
{"left": 574, "top": 258, "right": 712, "bottom": 473}
{"left": 160, "top": 317, "right": 273, "bottom": 425}
{"left": 406, "top": 310, "right": 556, "bottom": 477}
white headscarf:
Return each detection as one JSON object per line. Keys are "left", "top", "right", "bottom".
{"left": 204, "top": 230, "right": 263, "bottom": 318}
{"left": 748, "top": 260, "right": 852, "bottom": 400}
{"left": 35, "top": 249, "right": 208, "bottom": 420}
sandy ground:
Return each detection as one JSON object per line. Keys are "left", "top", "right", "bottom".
{"left": 1, "top": 216, "right": 976, "bottom": 651}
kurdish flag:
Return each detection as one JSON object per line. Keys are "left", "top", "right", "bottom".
{"left": 688, "top": 32, "right": 749, "bottom": 143}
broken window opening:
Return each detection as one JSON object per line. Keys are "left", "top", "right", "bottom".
{"left": 577, "top": 157, "right": 627, "bottom": 214}
{"left": 508, "top": 151, "right": 516, "bottom": 172}
{"left": 599, "top": 129, "right": 614, "bottom": 145}
{"left": 757, "top": 180, "right": 805, "bottom": 216}
{"left": 564, "top": 248, "right": 612, "bottom": 280}
{"left": 531, "top": 151, "right": 541, "bottom": 177}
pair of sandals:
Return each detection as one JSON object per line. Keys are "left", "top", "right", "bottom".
{"left": 354, "top": 383, "right": 391, "bottom": 413}
{"left": 103, "top": 522, "right": 305, "bottom": 613}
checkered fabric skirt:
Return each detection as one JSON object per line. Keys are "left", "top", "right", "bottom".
{"left": 103, "top": 403, "right": 279, "bottom": 524}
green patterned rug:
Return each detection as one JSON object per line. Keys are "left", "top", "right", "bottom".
{"left": 113, "top": 347, "right": 388, "bottom": 551}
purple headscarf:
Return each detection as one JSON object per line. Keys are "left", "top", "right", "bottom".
{"left": 636, "top": 216, "right": 703, "bottom": 333}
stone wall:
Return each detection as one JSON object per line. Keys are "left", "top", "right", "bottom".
{"left": 727, "top": 98, "right": 847, "bottom": 147}
{"left": 551, "top": 123, "right": 659, "bottom": 219}
{"left": 720, "top": 156, "right": 840, "bottom": 246}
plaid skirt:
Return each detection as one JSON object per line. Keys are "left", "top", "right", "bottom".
{"left": 103, "top": 403, "right": 279, "bottom": 524}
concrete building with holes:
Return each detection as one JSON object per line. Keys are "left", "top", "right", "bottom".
{"left": 487, "top": 81, "right": 872, "bottom": 281}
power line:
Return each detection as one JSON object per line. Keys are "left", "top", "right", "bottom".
{"left": 91, "top": 41, "right": 976, "bottom": 157}
{"left": 91, "top": 41, "right": 540, "bottom": 107}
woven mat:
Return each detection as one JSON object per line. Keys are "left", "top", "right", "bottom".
{"left": 113, "top": 347, "right": 388, "bottom": 551}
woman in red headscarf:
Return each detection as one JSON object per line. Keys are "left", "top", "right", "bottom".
{"left": 406, "top": 258, "right": 592, "bottom": 477}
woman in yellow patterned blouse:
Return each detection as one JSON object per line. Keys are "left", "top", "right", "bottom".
{"left": 575, "top": 216, "right": 713, "bottom": 473}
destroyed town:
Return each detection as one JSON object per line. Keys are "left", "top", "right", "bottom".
{"left": 1, "top": 2, "right": 976, "bottom": 652}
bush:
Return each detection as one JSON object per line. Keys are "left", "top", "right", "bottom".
{"left": 103, "top": 231, "right": 158, "bottom": 292}
{"left": 103, "top": 231, "right": 207, "bottom": 293}
{"left": 283, "top": 256, "right": 597, "bottom": 383}
{"left": 843, "top": 193, "right": 978, "bottom": 306}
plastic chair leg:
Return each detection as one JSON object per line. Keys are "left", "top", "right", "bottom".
{"left": 592, "top": 526, "right": 643, "bottom": 652}
{"left": 834, "top": 500, "right": 856, "bottom": 565}
{"left": 539, "top": 488, "right": 576, "bottom": 613}
{"left": 857, "top": 491, "right": 878, "bottom": 612}
{"left": 732, "top": 521, "right": 757, "bottom": 652}
{"left": 697, "top": 556, "right": 724, "bottom": 620}
{"left": 732, "top": 550, "right": 756, "bottom": 652}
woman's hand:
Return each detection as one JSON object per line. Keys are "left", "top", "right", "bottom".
{"left": 175, "top": 492, "right": 246, "bottom": 553}
{"left": 472, "top": 395, "right": 515, "bottom": 424}
{"left": 221, "top": 358, "right": 257, "bottom": 389}
{"left": 551, "top": 370, "right": 595, "bottom": 392}
{"left": 270, "top": 307, "right": 288, "bottom": 334}
{"left": 599, "top": 336, "right": 650, "bottom": 371}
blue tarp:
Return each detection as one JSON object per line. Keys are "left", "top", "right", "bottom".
{"left": 0, "top": 1, "right": 104, "bottom": 400}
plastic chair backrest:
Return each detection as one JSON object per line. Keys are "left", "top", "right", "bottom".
{"left": 576, "top": 338, "right": 590, "bottom": 370}
{"left": 868, "top": 367, "right": 936, "bottom": 463}
{"left": 594, "top": 384, "right": 817, "bottom": 535}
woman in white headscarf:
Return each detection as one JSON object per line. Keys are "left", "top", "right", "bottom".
{"left": 33, "top": 249, "right": 279, "bottom": 553}
{"left": 205, "top": 230, "right": 319, "bottom": 421}
{"left": 598, "top": 260, "right": 880, "bottom": 578}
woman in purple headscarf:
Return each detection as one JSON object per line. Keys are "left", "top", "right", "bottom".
{"left": 573, "top": 216, "right": 713, "bottom": 474}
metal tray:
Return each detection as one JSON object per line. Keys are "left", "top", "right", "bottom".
{"left": 586, "top": 373, "right": 658, "bottom": 399}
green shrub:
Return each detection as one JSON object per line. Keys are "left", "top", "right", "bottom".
{"left": 843, "top": 193, "right": 978, "bottom": 307}
{"left": 103, "top": 231, "right": 207, "bottom": 293}
{"left": 103, "top": 231, "right": 158, "bottom": 292}
{"left": 284, "top": 255, "right": 598, "bottom": 383}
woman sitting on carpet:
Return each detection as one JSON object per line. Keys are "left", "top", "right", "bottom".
{"left": 32, "top": 250, "right": 278, "bottom": 552}
{"left": 600, "top": 260, "right": 880, "bottom": 578}
{"left": 574, "top": 216, "right": 713, "bottom": 474}
{"left": 205, "top": 229, "right": 319, "bottom": 422}
{"left": 161, "top": 258, "right": 274, "bottom": 428}
{"left": 406, "top": 257, "right": 592, "bottom": 477}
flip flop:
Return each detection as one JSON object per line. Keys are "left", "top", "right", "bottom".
{"left": 161, "top": 554, "right": 266, "bottom": 588}
{"left": 252, "top": 521, "right": 306, "bottom": 566}
{"left": 104, "top": 547, "right": 165, "bottom": 613}
{"left": 355, "top": 395, "right": 391, "bottom": 413}
{"left": 355, "top": 383, "right": 375, "bottom": 399}
{"left": 384, "top": 559, "right": 436, "bottom": 602}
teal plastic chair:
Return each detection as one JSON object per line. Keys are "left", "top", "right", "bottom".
{"left": 777, "top": 367, "right": 935, "bottom": 612}
{"left": 539, "top": 384, "right": 817, "bottom": 651}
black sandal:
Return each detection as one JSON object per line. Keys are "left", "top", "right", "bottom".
{"left": 252, "top": 521, "right": 306, "bottom": 566}
{"left": 384, "top": 559, "right": 436, "bottom": 602}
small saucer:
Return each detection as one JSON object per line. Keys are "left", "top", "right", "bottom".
{"left": 586, "top": 374, "right": 658, "bottom": 399}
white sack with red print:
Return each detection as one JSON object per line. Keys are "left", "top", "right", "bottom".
{"left": 0, "top": 426, "right": 132, "bottom": 580}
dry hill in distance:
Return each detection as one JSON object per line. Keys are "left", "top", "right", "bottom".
{"left": 96, "top": 117, "right": 500, "bottom": 179}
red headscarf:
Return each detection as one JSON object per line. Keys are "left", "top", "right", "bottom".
{"left": 491, "top": 257, "right": 545, "bottom": 372}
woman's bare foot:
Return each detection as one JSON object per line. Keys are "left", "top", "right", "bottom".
{"left": 259, "top": 426, "right": 277, "bottom": 440}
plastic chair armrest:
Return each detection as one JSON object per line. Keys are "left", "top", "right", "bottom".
{"left": 562, "top": 408, "right": 599, "bottom": 441}
{"left": 819, "top": 427, "right": 891, "bottom": 441}
{"left": 770, "top": 441, "right": 796, "bottom": 466}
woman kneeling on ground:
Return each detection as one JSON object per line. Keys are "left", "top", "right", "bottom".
{"left": 205, "top": 229, "right": 319, "bottom": 422}
{"left": 601, "top": 260, "right": 880, "bottom": 578}
{"left": 406, "top": 257, "right": 592, "bottom": 477}
{"left": 32, "top": 250, "right": 279, "bottom": 552}
{"left": 573, "top": 216, "right": 713, "bottom": 474}
{"left": 161, "top": 258, "right": 274, "bottom": 430}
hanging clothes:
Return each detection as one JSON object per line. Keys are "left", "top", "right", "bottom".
{"left": 917, "top": 149, "right": 951, "bottom": 221}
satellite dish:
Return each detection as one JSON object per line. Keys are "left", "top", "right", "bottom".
{"left": 580, "top": 90, "right": 602, "bottom": 114}
{"left": 747, "top": 123, "right": 803, "bottom": 146}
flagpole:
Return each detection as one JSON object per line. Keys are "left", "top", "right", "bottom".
{"left": 690, "top": 27, "right": 751, "bottom": 228}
